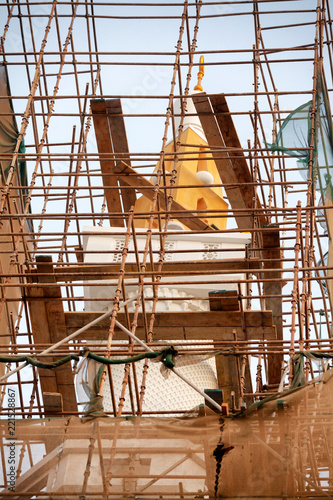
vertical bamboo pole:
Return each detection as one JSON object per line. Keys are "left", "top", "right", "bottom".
{"left": 268, "top": 94, "right": 279, "bottom": 222}
{"left": 97, "top": 208, "right": 134, "bottom": 397}
{"left": 289, "top": 202, "right": 302, "bottom": 387}
{"left": 0, "top": 0, "right": 17, "bottom": 55}
{"left": 238, "top": 355, "right": 247, "bottom": 407}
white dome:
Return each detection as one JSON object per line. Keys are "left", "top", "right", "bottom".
{"left": 196, "top": 170, "right": 214, "bottom": 185}
{"left": 163, "top": 220, "right": 185, "bottom": 231}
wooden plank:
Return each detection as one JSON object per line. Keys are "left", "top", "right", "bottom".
{"left": 65, "top": 324, "right": 276, "bottom": 341}
{"left": 64, "top": 310, "right": 276, "bottom": 342}
{"left": 215, "top": 353, "right": 238, "bottom": 408}
{"left": 10, "top": 446, "right": 60, "bottom": 495}
{"left": 183, "top": 325, "right": 276, "bottom": 341}
{"left": 113, "top": 161, "right": 215, "bottom": 232}
{"left": 193, "top": 93, "right": 282, "bottom": 385}
{"left": 27, "top": 256, "right": 77, "bottom": 413}
{"left": 43, "top": 392, "right": 63, "bottom": 416}
{"left": 65, "top": 310, "right": 273, "bottom": 329}
{"left": 41, "top": 258, "right": 256, "bottom": 282}
{"left": 192, "top": 93, "right": 267, "bottom": 230}
{"left": 90, "top": 99, "right": 124, "bottom": 226}
{"left": 262, "top": 228, "right": 283, "bottom": 384}
{"left": 27, "top": 287, "right": 59, "bottom": 395}
{"left": 210, "top": 288, "right": 252, "bottom": 409}
{"left": 105, "top": 99, "right": 136, "bottom": 212}
{"left": 209, "top": 290, "right": 240, "bottom": 311}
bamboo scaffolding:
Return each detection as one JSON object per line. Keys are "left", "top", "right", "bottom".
{"left": 0, "top": 1, "right": 332, "bottom": 496}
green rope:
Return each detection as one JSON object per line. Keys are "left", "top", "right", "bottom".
{"left": 0, "top": 347, "right": 179, "bottom": 370}
{"left": 0, "top": 346, "right": 242, "bottom": 371}
{"left": 0, "top": 354, "right": 80, "bottom": 370}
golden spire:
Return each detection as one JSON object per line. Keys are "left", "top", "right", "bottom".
{"left": 194, "top": 56, "right": 205, "bottom": 91}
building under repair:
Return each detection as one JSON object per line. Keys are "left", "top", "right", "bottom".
{"left": 0, "top": 0, "right": 333, "bottom": 498}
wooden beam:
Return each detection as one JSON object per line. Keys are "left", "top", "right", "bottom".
{"left": 91, "top": 99, "right": 136, "bottom": 214}
{"left": 208, "top": 290, "right": 252, "bottom": 409}
{"left": 104, "top": 99, "right": 137, "bottom": 212}
{"left": 9, "top": 446, "right": 60, "bottom": 495}
{"left": 64, "top": 310, "right": 277, "bottom": 341}
{"left": 192, "top": 93, "right": 267, "bottom": 230}
{"left": 27, "top": 258, "right": 259, "bottom": 282}
{"left": 262, "top": 228, "right": 283, "bottom": 384}
{"left": 209, "top": 290, "right": 240, "bottom": 312}
{"left": 27, "top": 256, "right": 77, "bottom": 413}
{"left": 90, "top": 99, "right": 124, "bottom": 226}
{"left": 43, "top": 392, "right": 63, "bottom": 416}
{"left": 27, "top": 285, "right": 59, "bottom": 395}
{"left": 113, "top": 161, "right": 215, "bottom": 232}
{"left": 193, "top": 93, "right": 283, "bottom": 385}
{"left": 66, "top": 310, "right": 273, "bottom": 328}
{"left": 68, "top": 325, "right": 276, "bottom": 341}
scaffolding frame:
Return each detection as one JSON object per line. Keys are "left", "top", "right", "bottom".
{"left": 0, "top": 0, "right": 333, "bottom": 496}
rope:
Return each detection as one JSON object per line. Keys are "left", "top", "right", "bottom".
{"left": 0, "top": 346, "right": 179, "bottom": 371}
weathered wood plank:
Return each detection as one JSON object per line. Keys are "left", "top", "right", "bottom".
{"left": 26, "top": 286, "right": 59, "bottom": 395}
{"left": 38, "top": 258, "right": 256, "bottom": 282}
{"left": 65, "top": 323, "right": 276, "bottom": 341}
{"left": 66, "top": 310, "right": 273, "bottom": 329}
{"left": 90, "top": 99, "right": 124, "bottom": 226}
{"left": 27, "top": 256, "right": 77, "bottom": 413}
{"left": 209, "top": 290, "right": 240, "bottom": 312}
{"left": 43, "top": 392, "right": 63, "bottom": 416}
{"left": 105, "top": 99, "right": 136, "bottom": 212}
{"left": 262, "top": 228, "right": 283, "bottom": 384}
{"left": 210, "top": 292, "right": 252, "bottom": 409}
{"left": 64, "top": 310, "right": 276, "bottom": 342}
{"left": 192, "top": 93, "right": 267, "bottom": 230}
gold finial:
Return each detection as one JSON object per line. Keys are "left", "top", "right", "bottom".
{"left": 194, "top": 56, "right": 205, "bottom": 91}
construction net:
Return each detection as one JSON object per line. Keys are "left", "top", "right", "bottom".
{"left": 267, "top": 72, "right": 333, "bottom": 200}
{"left": 1, "top": 369, "right": 332, "bottom": 499}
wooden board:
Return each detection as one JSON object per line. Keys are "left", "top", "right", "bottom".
{"left": 262, "top": 228, "right": 283, "bottom": 384}
{"left": 65, "top": 323, "right": 276, "bottom": 342}
{"left": 26, "top": 256, "right": 77, "bottom": 413}
{"left": 90, "top": 99, "right": 124, "bottom": 226}
{"left": 193, "top": 93, "right": 283, "bottom": 384}
{"left": 65, "top": 310, "right": 277, "bottom": 342}
{"left": 104, "top": 99, "right": 136, "bottom": 212}
{"left": 66, "top": 310, "right": 273, "bottom": 328}
{"left": 43, "top": 392, "right": 63, "bottom": 416}
{"left": 209, "top": 290, "right": 240, "bottom": 312}
{"left": 27, "top": 285, "right": 59, "bottom": 395}
{"left": 192, "top": 93, "right": 267, "bottom": 230}
{"left": 210, "top": 292, "right": 252, "bottom": 409}
{"left": 26, "top": 258, "right": 260, "bottom": 282}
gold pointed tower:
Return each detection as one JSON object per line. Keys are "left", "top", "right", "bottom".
{"left": 134, "top": 57, "right": 228, "bottom": 230}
